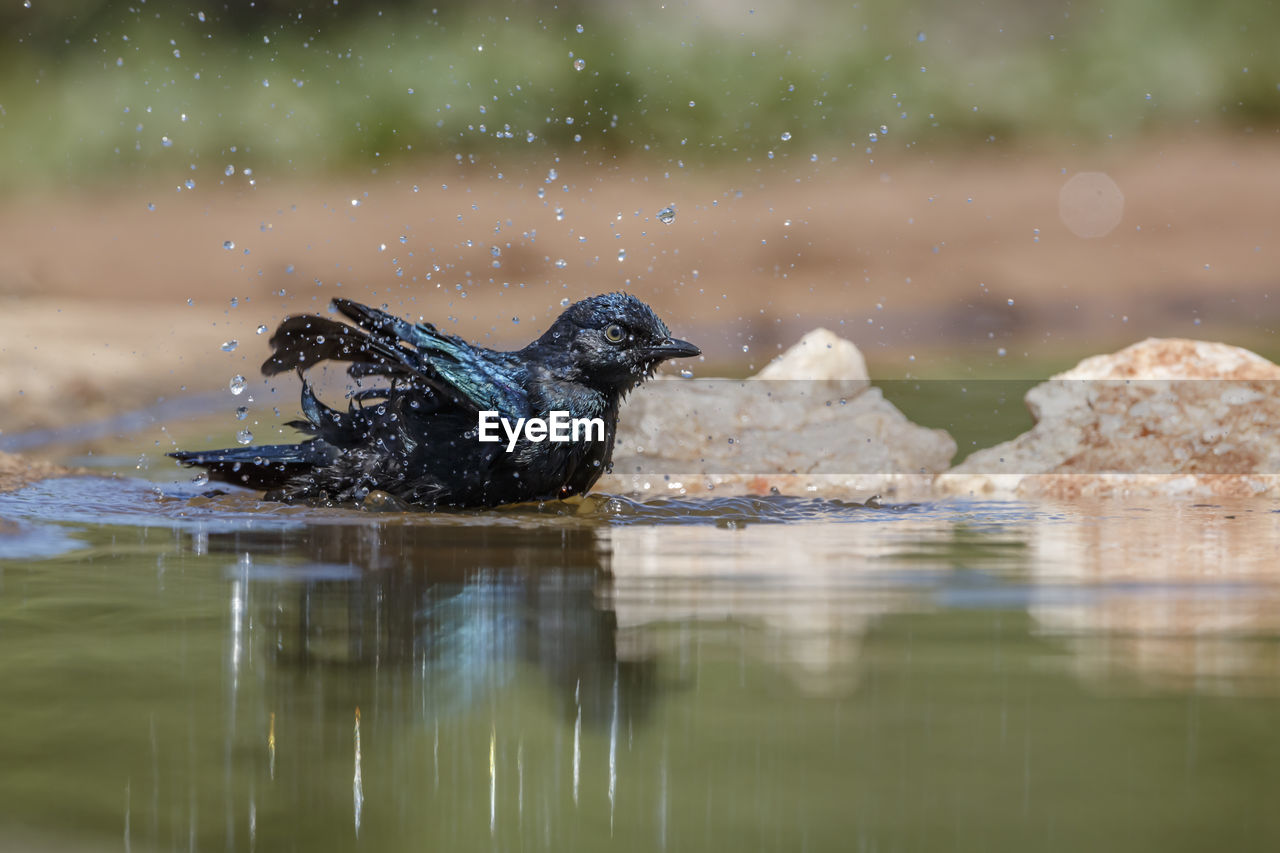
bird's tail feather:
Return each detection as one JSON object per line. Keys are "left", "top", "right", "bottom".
{"left": 169, "top": 443, "right": 326, "bottom": 490}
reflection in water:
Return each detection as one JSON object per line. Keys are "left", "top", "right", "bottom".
{"left": 191, "top": 520, "right": 662, "bottom": 850}
{"left": 353, "top": 707, "right": 363, "bottom": 839}
{"left": 1028, "top": 502, "right": 1280, "bottom": 691}
{"left": 203, "top": 522, "right": 655, "bottom": 730}
{"left": 3, "top": 482, "right": 1280, "bottom": 850}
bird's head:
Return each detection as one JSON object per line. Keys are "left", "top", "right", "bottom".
{"left": 530, "top": 292, "right": 701, "bottom": 392}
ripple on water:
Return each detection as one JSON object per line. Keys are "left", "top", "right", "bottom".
{"left": 0, "top": 475, "right": 945, "bottom": 529}
{"left": 0, "top": 474, "right": 1024, "bottom": 561}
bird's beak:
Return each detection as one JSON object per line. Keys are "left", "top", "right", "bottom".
{"left": 644, "top": 337, "right": 701, "bottom": 360}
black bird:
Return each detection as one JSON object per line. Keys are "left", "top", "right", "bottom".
{"left": 169, "top": 292, "right": 699, "bottom": 507}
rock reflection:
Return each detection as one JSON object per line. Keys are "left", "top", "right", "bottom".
{"left": 1028, "top": 502, "right": 1280, "bottom": 691}
{"left": 604, "top": 523, "right": 931, "bottom": 695}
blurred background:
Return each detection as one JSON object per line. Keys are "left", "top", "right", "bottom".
{"left": 1, "top": 0, "right": 1278, "bottom": 437}
{"left": 4, "top": 9, "right": 1280, "bottom": 850}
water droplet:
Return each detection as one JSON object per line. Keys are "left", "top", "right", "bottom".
{"left": 546, "top": 168, "right": 558, "bottom": 182}
{"left": 146, "top": 202, "right": 155, "bottom": 211}
{"left": 555, "top": 207, "right": 565, "bottom": 221}
{"left": 221, "top": 340, "right": 238, "bottom": 352}
{"left": 1007, "top": 298, "right": 1015, "bottom": 306}
{"left": 688, "top": 100, "right": 696, "bottom": 108}
{"left": 868, "top": 132, "right": 879, "bottom": 142}
{"left": 680, "top": 368, "right": 694, "bottom": 379}
{"left": 192, "top": 471, "right": 209, "bottom": 486}
{"left": 256, "top": 324, "right": 268, "bottom": 335}
{"left": 916, "top": 31, "right": 927, "bottom": 42}
{"left": 235, "top": 406, "right": 249, "bottom": 420}
{"left": 350, "top": 198, "right": 361, "bottom": 207}
{"left": 560, "top": 297, "right": 571, "bottom": 307}
{"left": 997, "top": 347, "right": 1008, "bottom": 357}
{"left": 657, "top": 205, "right": 676, "bottom": 225}
{"left": 222, "top": 240, "right": 235, "bottom": 250}
{"left": 197, "top": 10, "right": 205, "bottom": 22}
{"left": 555, "top": 259, "right": 567, "bottom": 269}
{"left": 184, "top": 179, "right": 195, "bottom": 190}
{"left": 573, "top": 58, "right": 585, "bottom": 72}
{"left": 617, "top": 249, "right": 626, "bottom": 262}
{"left": 742, "top": 345, "right": 750, "bottom": 353}
{"left": 490, "top": 246, "right": 501, "bottom": 258}
{"left": 236, "top": 429, "right": 253, "bottom": 445}
{"left": 780, "top": 131, "right": 792, "bottom": 142}
{"left": 229, "top": 375, "right": 246, "bottom": 395}
{"left": 576, "top": 23, "right": 584, "bottom": 33}
{"left": 161, "top": 136, "right": 173, "bottom": 148}
{"left": 224, "top": 164, "right": 234, "bottom": 176}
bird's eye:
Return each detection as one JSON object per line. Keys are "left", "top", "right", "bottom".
{"left": 603, "top": 323, "right": 626, "bottom": 344}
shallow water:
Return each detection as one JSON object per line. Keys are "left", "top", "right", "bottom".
{"left": 1, "top": 476, "right": 1279, "bottom": 852}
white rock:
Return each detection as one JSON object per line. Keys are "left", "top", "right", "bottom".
{"left": 597, "top": 329, "right": 954, "bottom": 500}
{"left": 754, "top": 327, "right": 870, "bottom": 388}
{"left": 936, "top": 338, "right": 1280, "bottom": 499}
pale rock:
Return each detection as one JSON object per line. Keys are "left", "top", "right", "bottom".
{"left": 936, "top": 338, "right": 1280, "bottom": 499}
{"left": 596, "top": 329, "right": 955, "bottom": 500}
{"left": 754, "top": 328, "right": 870, "bottom": 388}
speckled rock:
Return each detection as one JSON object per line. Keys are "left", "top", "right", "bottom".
{"left": 936, "top": 338, "right": 1280, "bottom": 499}
{"left": 596, "top": 329, "right": 955, "bottom": 500}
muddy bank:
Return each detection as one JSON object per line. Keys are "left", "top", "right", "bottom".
{"left": 0, "top": 451, "right": 77, "bottom": 494}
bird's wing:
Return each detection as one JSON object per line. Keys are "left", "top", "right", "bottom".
{"left": 329, "top": 299, "right": 530, "bottom": 416}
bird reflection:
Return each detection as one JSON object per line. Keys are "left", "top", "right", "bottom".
{"left": 200, "top": 521, "right": 657, "bottom": 729}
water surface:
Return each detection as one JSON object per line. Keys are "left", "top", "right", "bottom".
{"left": 1, "top": 476, "right": 1278, "bottom": 852}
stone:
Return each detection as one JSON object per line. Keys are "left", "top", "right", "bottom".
{"left": 596, "top": 329, "right": 955, "bottom": 500}
{"left": 754, "top": 327, "right": 870, "bottom": 387}
{"left": 936, "top": 338, "right": 1280, "bottom": 499}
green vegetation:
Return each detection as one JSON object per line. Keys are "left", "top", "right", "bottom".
{"left": 2, "top": 0, "right": 1279, "bottom": 189}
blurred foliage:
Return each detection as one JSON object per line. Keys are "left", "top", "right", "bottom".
{"left": 1, "top": 0, "right": 1278, "bottom": 188}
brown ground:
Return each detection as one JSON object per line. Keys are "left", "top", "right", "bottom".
{"left": 1, "top": 131, "right": 1277, "bottom": 435}
{"left": 0, "top": 451, "right": 77, "bottom": 493}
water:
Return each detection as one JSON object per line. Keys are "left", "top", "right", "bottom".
{"left": 2, "top": 475, "right": 1279, "bottom": 851}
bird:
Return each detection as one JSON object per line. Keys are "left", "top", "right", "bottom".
{"left": 169, "top": 292, "right": 700, "bottom": 507}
